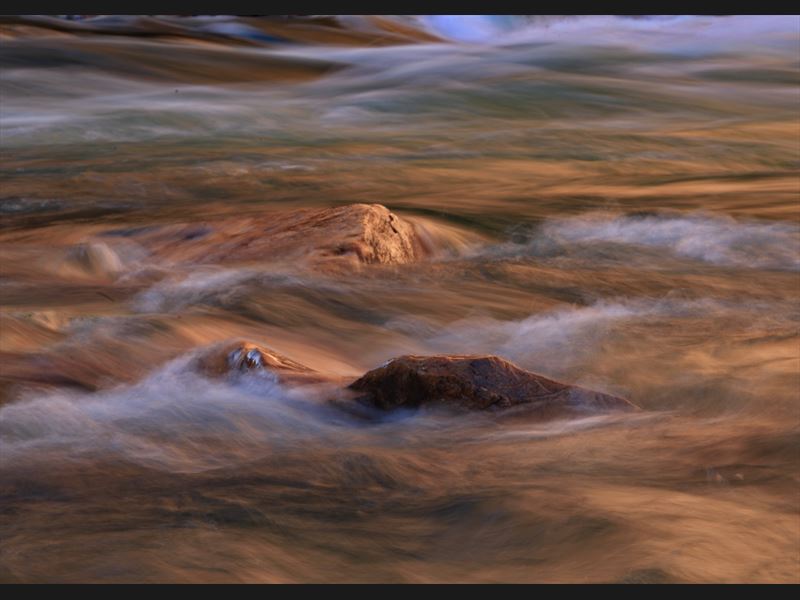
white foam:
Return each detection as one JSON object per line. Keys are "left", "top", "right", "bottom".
{"left": 423, "top": 298, "right": 737, "bottom": 377}
{"left": 0, "top": 353, "right": 336, "bottom": 473}
{"left": 132, "top": 267, "right": 260, "bottom": 313}
{"left": 131, "top": 267, "right": 348, "bottom": 314}
{"left": 418, "top": 15, "right": 798, "bottom": 54}
{"left": 522, "top": 213, "right": 800, "bottom": 270}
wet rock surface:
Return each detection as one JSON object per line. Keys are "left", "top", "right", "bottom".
{"left": 190, "top": 343, "right": 636, "bottom": 421}
{"left": 107, "top": 203, "right": 429, "bottom": 270}
{"left": 193, "top": 340, "right": 327, "bottom": 385}
{"left": 347, "top": 355, "right": 638, "bottom": 417}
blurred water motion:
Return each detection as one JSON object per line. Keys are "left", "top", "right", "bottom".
{"left": 0, "top": 15, "right": 799, "bottom": 583}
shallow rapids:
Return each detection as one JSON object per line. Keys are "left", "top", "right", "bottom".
{"left": 1, "top": 15, "right": 799, "bottom": 583}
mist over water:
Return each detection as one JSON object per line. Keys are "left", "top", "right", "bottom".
{"left": 1, "top": 15, "right": 799, "bottom": 583}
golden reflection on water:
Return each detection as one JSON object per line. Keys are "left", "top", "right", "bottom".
{"left": 0, "top": 15, "right": 798, "bottom": 583}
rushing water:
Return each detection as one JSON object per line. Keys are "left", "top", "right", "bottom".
{"left": 1, "top": 15, "right": 799, "bottom": 583}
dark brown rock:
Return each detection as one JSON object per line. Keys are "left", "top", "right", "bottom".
{"left": 347, "top": 355, "right": 638, "bottom": 418}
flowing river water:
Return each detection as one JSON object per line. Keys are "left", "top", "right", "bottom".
{"left": 0, "top": 15, "right": 799, "bottom": 583}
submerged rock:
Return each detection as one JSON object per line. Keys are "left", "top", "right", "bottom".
{"left": 347, "top": 355, "right": 637, "bottom": 417}
{"left": 106, "top": 203, "right": 430, "bottom": 270}
{"left": 193, "top": 340, "right": 326, "bottom": 385}
{"left": 56, "top": 242, "right": 126, "bottom": 281}
{"left": 315, "top": 204, "right": 427, "bottom": 264}
{"left": 271, "top": 203, "right": 427, "bottom": 267}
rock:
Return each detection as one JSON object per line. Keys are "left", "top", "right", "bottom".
{"left": 55, "top": 242, "right": 126, "bottom": 281}
{"left": 347, "top": 355, "right": 637, "bottom": 418}
{"left": 193, "top": 340, "right": 326, "bottom": 385}
{"left": 107, "top": 203, "right": 430, "bottom": 270}
{"left": 307, "top": 203, "right": 427, "bottom": 266}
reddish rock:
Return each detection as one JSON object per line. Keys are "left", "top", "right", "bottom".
{"left": 290, "top": 203, "right": 426, "bottom": 267}
{"left": 347, "top": 355, "right": 637, "bottom": 417}
{"left": 107, "top": 203, "right": 429, "bottom": 270}
{"left": 193, "top": 340, "right": 327, "bottom": 385}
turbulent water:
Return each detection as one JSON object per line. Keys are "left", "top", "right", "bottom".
{"left": 1, "top": 15, "right": 799, "bottom": 583}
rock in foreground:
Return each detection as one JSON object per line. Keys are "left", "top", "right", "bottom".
{"left": 194, "top": 340, "right": 326, "bottom": 385}
{"left": 190, "top": 344, "right": 637, "bottom": 421}
{"left": 348, "top": 355, "right": 637, "bottom": 417}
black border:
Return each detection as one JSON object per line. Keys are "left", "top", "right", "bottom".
{"left": 1, "top": 3, "right": 797, "bottom": 16}
{"left": 2, "top": 6, "right": 799, "bottom": 590}
{"left": 2, "top": 582, "right": 799, "bottom": 589}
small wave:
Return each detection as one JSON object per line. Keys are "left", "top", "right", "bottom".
{"left": 416, "top": 15, "right": 797, "bottom": 54}
{"left": 131, "top": 267, "right": 350, "bottom": 314}
{"left": 490, "top": 212, "right": 800, "bottom": 270}
{"left": 132, "top": 267, "right": 261, "bottom": 313}
{"left": 0, "top": 196, "right": 64, "bottom": 215}
{"left": 0, "top": 351, "right": 342, "bottom": 473}
{"left": 418, "top": 297, "right": 747, "bottom": 378}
